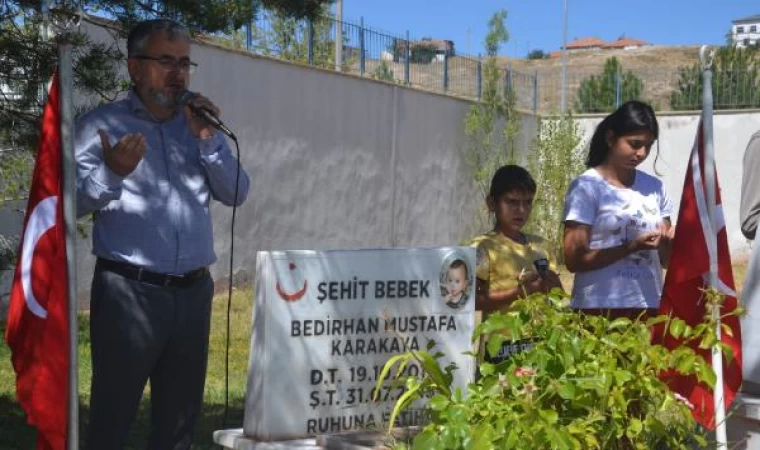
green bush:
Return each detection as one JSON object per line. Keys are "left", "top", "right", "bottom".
{"left": 377, "top": 289, "right": 725, "bottom": 449}
{"left": 527, "top": 115, "right": 584, "bottom": 263}
{"left": 575, "top": 58, "right": 644, "bottom": 113}
{"left": 670, "top": 46, "right": 760, "bottom": 110}
{"left": 372, "top": 61, "right": 396, "bottom": 82}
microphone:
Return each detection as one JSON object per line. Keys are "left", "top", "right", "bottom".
{"left": 177, "top": 90, "right": 236, "bottom": 141}
{"left": 534, "top": 258, "right": 549, "bottom": 277}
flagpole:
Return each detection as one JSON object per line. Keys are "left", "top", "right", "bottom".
{"left": 58, "top": 35, "right": 79, "bottom": 450}
{"left": 700, "top": 44, "right": 727, "bottom": 448}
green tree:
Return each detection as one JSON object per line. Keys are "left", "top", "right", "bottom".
{"left": 464, "top": 9, "right": 519, "bottom": 234}
{"left": 260, "top": 0, "right": 334, "bottom": 19}
{"left": 484, "top": 9, "right": 508, "bottom": 57}
{"left": 527, "top": 49, "right": 547, "bottom": 60}
{"left": 371, "top": 60, "right": 395, "bottom": 82}
{"left": 526, "top": 116, "right": 584, "bottom": 262}
{"left": 575, "top": 57, "right": 644, "bottom": 113}
{"left": 670, "top": 45, "right": 760, "bottom": 110}
{"left": 248, "top": 7, "right": 352, "bottom": 71}
{"left": 409, "top": 40, "right": 437, "bottom": 64}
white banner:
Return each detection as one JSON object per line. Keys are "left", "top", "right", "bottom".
{"left": 244, "top": 247, "right": 476, "bottom": 440}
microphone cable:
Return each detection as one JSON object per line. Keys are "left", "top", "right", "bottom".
{"left": 222, "top": 133, "right": 240, "bottom": 430}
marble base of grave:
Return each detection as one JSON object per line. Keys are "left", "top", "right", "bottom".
{"left": 213, "top": 428, "right": 417, "bottom": 450}
{"left": 726, "top": 394, "right": 760, "bottom": 449}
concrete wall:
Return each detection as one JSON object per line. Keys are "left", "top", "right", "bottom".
{"left": 0, "top": 20, "right": 538, "bottom": 309}
{"left": 182, "top": 40, "right": 542, "bottom": 292}
{"left": 575, "top": 111, "right": 760, "bottom": 261}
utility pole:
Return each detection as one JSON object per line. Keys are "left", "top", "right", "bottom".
{"left": 335, "top": 0, "right": 343, "bottom": 71}
{"left": 561, "top": 0, "right": 569, "bottom": 113}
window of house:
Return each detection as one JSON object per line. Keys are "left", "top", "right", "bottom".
{"left": 751, "top": 25, "right": 758, "bottom": 33}
{"left": 737, "top": 26, "right": 745, "bottom": 33}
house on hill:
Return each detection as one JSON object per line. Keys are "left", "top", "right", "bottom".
{"left": 551, "top": 36, "right": 649, "bottom": 57}
{"left": 603, "top": 37, "right": 649, "bottom": 50}
{"left": 564, "top": 37, "right": 606, "bottom": 53}
{"left": 732, "top": 14, "right": 760, "bottom": 47}
{"left": 387, "top": 38, "right": 455, "bottom": 63}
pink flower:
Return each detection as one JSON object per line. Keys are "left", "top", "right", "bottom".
{"left": 514, "top": 367, "right": 536, "bottom": 377}
{"left": 674, "top": 393, "right": 695, "bottom": 410}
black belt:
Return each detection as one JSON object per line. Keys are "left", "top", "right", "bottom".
{"left": 96, "top": 258, "right": 208, "bottom": 288}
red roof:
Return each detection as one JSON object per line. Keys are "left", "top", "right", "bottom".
{"left": 565, "top": 37, "right": 606, "bottom": 49}
{"left": 602, "top": 38, "right": 648, "bottom": 49}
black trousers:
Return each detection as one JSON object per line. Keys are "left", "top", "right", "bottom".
{"left": 87, "top": 265, "right": 214, "bottom": 450}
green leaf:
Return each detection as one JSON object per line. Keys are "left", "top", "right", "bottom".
{"left": 428, "top": 394, "right": 449, "bottom": 411}
{"left": 698, "top": 364, "right": 717, "bottom": 387}
{"left": 373, "top": 354, "right": 408, "bottom": 399}
{"left": 557, "top": 382, "right": 577, "bottom": 400}
{"left": 607, "top": 317, "right": 632, "bottom": 331}
{"left": 626, "top": 418, "right": 643, "bottom": 438}
{"left": 413, "top": 430, "right": 441, "bottom": 450}
{"left": 414, "top": 350, "right": 452, "bottom": 397}
{"left": 539, "top": 408, "right": 559, "bottom": 424}
{"left": 479, "top": 363, "right": 495, "bottom": 377}
{"left": 386, "top": 382, "right": 422, "bottom": 433}
{"left": 670, "top": 319, "right": 686, "bottom": 339}
{"left": 545, "top": 427, "right": 573, "bottom": 450}
{"left": 468, "top": 423, "right": 496, "bottom": 450}
{"left": 699, "top": 334, "right": 717, "bottom": 349}
{"left": 486, "top": 334, "right": 507, "bottom": 359}
{"left": 614, "top": 370, "right": 634, "bottom": 385}
{"left": 719, "top": 342, "right": 736, "bottom": 365}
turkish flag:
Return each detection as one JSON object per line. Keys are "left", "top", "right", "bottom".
{"left": 4, "top": 69, "right": 69, "bottom": 450}
{"left": 653, "top": 119, "right": 742, "bottom": 429}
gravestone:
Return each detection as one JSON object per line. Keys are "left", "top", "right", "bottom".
{"left": 244, "top": 247, "right": 476, "bottom": 441}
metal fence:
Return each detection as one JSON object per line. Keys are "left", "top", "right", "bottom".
{"left": 210, "top": 12, "right": 760, "bottom": 114}
{"left": 208, "top": 11, "right": 760, "bottom": 114}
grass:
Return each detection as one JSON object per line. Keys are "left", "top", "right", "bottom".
{"left": 0, "top": 288, "right": 253, "bottom": 450}
{"left": 0, "top": 263, "right": 750, "bottom": 449}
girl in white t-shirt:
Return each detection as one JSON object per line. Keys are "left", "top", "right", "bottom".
{"left": 563, "top": 101, "right": 674, "bottom": 319}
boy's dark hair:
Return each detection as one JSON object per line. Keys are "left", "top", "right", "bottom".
{"left": 449, "top": 259, "right": 468, "bottom": 278}
{"left": 489, "top": 165, "right": 537, "bottom": 199}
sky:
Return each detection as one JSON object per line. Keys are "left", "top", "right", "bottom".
{"left": 341, "top": 1, "right": 759, "bottom": 58}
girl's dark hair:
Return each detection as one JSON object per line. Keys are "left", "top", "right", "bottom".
{"left": 489, "top": 165, "right": 537, "bottom": 199}
{"left": 586, "top": 100, "right": 659, "bottom": 168}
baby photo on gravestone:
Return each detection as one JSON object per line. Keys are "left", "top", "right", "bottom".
{"left": 439, "top": 251, "right": 473, "bottom": 310}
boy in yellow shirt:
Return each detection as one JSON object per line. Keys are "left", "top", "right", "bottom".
{"left": 472, "top": 165, "right": 562, "bottom": 314}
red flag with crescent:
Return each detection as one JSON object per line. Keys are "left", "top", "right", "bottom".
{"left": 4, "top": 68, "right": 69, "bottom": 450}
{"left": 652, "top": 120, "right": 742, "bottom": 429}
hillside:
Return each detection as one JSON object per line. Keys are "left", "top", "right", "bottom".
{"left": 357, "top": 45, "right": 760, "bottom": 113}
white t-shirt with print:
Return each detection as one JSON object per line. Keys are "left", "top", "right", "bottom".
{"left": 563, "top": 168, "right": 674, "bottom": 309}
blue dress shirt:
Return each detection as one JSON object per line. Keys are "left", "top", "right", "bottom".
{"left": 75, "top": 90, "right": 250, "bottom": 274}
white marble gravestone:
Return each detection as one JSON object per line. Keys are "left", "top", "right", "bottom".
{"left": 244, "top": 247, "right": 476, "bottom": 441}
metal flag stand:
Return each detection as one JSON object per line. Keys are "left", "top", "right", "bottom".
{"left": 44, "top": 2, "right": 83, "bottom": 448}
{"left": 699, "top": 44, "right": 728, "bottom": 450}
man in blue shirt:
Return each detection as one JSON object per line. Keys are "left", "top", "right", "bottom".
{"left": 75, "top": 18, "right": 250, "bottom": 449}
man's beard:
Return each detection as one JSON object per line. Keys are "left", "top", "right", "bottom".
{"left": 146, "top": 87, "right": 179, "bottom": 108}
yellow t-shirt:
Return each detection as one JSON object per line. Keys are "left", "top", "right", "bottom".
{"left": 471, "top": 231, "right": 557, "bottom": 293}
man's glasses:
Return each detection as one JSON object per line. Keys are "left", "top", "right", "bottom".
{"left": 133, "top": 55, "right": 198, "bottom": 74}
